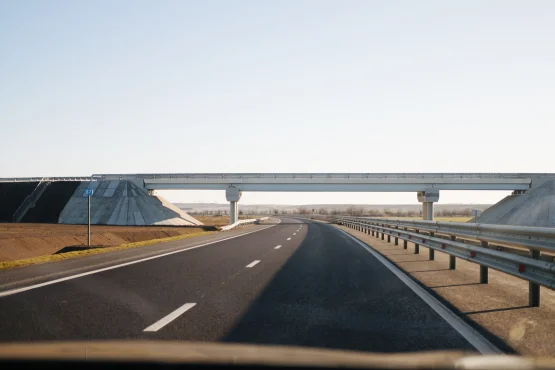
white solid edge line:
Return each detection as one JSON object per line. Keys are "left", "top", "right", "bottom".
{"left": 335, "top": 228, "right": 502, "bottom": 355}
{"left": 287, "top": 238, "right": 291, "bottom": 241}
{"left": 274, "top": 245, "right": 282, "bottom": 249}
{"left": 246, "top": 260, "right": 260, "bottom": 268}
{"left": 144, "top": 303, "right": 196, "bottom": 332}
{"left": 0, "top": 225, "right": 276, "bottom": 298}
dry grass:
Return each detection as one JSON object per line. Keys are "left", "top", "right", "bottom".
{"left": 0, "top": 223, "right": 214, "bottom": 262}
{"left": 0, "top": 230, "right": 216, "bottom": 270}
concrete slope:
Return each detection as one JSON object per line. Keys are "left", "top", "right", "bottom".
{"left": 59, "top": 180, "right": 202, "bottom": 226}
{"left": 154, "top": 196, "right": 203, "bottom": 225}
{"left": 475, "top": 179, "right": 555, "bottom": 227}
{"left": 474, "top": 195, "right": 522, "bottom": 224}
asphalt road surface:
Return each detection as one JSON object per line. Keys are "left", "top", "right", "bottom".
{"left": 0, "top": 218, "right": 478, "bottom": 353}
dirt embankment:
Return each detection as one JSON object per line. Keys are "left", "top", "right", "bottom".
{"left": 0, "top": 223, "right": 214, "bottom": 262}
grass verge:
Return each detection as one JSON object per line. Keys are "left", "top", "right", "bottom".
{"left": 0, "top": 230, "right": 217, "bottom": 271}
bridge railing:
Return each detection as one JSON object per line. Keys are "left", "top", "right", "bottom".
{"left": 90, "top": 173, "right": 549, "bottom": 181}
{"left": 334, "top": 216, "right": 555, "bottom": 307}
{"left": 0, "top": 177, "right": 92, "bottom": 183}
{"left": 220, "top": 217, "right": 270, "bottom": 231}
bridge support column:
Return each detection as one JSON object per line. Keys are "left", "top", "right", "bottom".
{"left": 229, "top": 201, "right": 238, "bottom": 224}
{"left": 417, "top": 190, "right": 439, "bottom": 221}
{"left": 226, "top": 187, "right": 242, "bottom": 225}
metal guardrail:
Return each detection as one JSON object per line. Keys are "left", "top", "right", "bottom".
{"left": 220, "top": 217, "right": 270, "bottom": 231}
{"left": 335, "top": 217, "right": 555, "bottom": 307}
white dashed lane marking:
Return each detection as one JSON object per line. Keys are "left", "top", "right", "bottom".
{"left": 246, "top": 260, "right": 261, "bottom": 268}
{"left": 144, "top": 303, "right": 196, "bottom": 332}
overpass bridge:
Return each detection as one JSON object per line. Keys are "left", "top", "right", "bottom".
{"left": 2, "top": 173, "right": 553, "bottom": 224}
{"left": 92, "top": 173, "right": 548, "bottom": 224}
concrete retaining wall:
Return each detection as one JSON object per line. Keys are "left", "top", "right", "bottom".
{"left": 22, "top": 182, "right": 81, "bottom": 223}
{"left": 0, "top": 182, "right": 38, "bottom": 222}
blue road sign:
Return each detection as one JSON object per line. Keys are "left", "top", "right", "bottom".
{"left": 84, "top": 189, "right": 94, "bottom": 196}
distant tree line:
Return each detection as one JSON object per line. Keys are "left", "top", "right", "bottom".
{"left": 189, "top": 207, "right": 474, "bottom": 217}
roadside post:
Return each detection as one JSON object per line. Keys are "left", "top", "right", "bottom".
{"left": 472, "top": 209, "right": 482, "bottom": 223}
{"left": 84, "top": 189, "right": 94, "bottom": 246}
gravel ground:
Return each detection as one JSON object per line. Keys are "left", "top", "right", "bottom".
{"left": 336, "top": 224, "right": 555, "bottom": 356}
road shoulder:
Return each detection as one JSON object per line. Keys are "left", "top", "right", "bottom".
{"left": 0, "top": 224, "right": 273, "bottom": 293}
{"left": 333, "top": 224, "right": 555, "bottom": 356}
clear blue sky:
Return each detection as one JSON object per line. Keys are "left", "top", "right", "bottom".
{"left": 1, "top": 1, "right": 553, "bottom": 205}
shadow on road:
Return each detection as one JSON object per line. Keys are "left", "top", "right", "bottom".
{"left": 221, "top": 221, "right": 485, "bottom": 353}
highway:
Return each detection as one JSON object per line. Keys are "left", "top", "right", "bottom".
{"left": 0, "top": 218, "right": 483, "bottom": 353}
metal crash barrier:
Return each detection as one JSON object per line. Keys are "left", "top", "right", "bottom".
{"left": 335, "top": 217, "right": 555, "bottom": 307}
{"left": 220, "top": 217, "right": 269, "bottom": 231}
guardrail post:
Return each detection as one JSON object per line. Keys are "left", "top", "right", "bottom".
{"left": 414, "top": 229, "right": 419, "bottom": 254}
{"left": 387, "top": 234, "right": 391, "bottom": 242}
{"left": 371, "top": 229, "right": 375, "bottom": 236}
{"left": 403, "top": 228, "right": 408, "bottom": 249}
{"left": 428, "top": 232, "right": 435, "bottom": 260}
{"left": 394, "top": 228, "right": 398, "bottom": 245}
{"left": 480, "top": 241, "right": 489, "bottom": 284}
{"left": 529, "top": 250, "right": 541, "bottom": 307}
{"left": 449, "top": 236, "right": 457, "bottom": 269}
{"left": 381, "top": 228, "right": 385, "bottom": 240}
